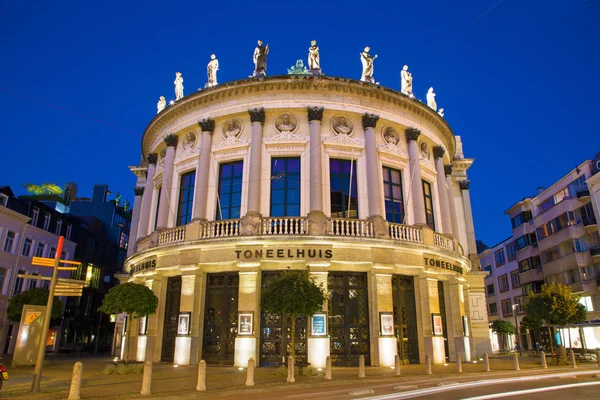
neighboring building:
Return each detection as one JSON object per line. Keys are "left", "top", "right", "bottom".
{"left": 0, "top": 187, "right": 77, "bottom": 355}
{"left": 481, "top": 153, "right": 600, "bottom": 352}
{"left": 122, "top": 75, "right": 491, "bottom": 368}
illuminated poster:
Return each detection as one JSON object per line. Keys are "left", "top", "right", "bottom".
{"left": 139, "top": 316, "right": 147, "bottom": 335}
{"left": 311, "top": 313, "right": 327, "bottom": 336}
{"left": 380, "top": 312, "right": 394, "bottom": 336}
{"left": 238, "top": 312, "right": 253, "bottom": 335}
{"left": 177, "top": 312, "right": 191, "bottom": 335}
{"left": 12, "top": 305, "right": 46, "bottom": 366}
{"left": 432, "top": 313, "right": 443, "bottom": 336}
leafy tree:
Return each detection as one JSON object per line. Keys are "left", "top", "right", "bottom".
{"left": 261, "top": 270, "right": 325, "bottom": 360}
{"left": 7, "top": 288, "right": 64, "bottom": 322}
{"left": 99, "top": 283, "right": 158, "bottom": 361}
{"left": 521, "top": 313, "right": 544, "bottom": 346}
{"left": 22, "top": 183, "right": 64, "bottom": 196}
{"left": 491, "top": 319, "right": 515, "bottom": 351}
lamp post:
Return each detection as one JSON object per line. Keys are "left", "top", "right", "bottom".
{"left": 512, "top": 304, "right": 521, "bottom": 356}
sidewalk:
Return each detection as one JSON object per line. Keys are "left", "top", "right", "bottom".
{"left": 1, "top": 354, "right": 598, "bottom": 399}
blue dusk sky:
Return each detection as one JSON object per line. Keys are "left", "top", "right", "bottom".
{"left": 0, "top": 0, "right": 598, "bottom": 247}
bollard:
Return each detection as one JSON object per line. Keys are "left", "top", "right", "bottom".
{"left": 484, "top": 353, "right": 491, "bottom": 372}
{"left": 394, "top": 354, "right": 401, "bottom": 376}
{"left": 456, "top": 353, "right": 462, "bottom": 373}
{"left": 287, "top": 356, "right": 295, "bottom": 383}
{"left": 67, "top": 362, "right": 83, "bottom": 400}
{"left": 425, "top": 355, "right": 432, "bottom": 375}
{"left": 513, "top": 353, "right": 520, "bottom": 371}
{"left": 570, "top": 351, "right": 577, "bottom": 369}
{"left": 325, "top": 356, "right": 332, "bottom": 380}
{"left": 196, "top": 360, "right": 206, "bottom": 391}
{"left": 358, "top": 355, "right": 366, "bottom": 378}
{"left": 246, "top": 358, "right": 255, "bottom": 386}
{"left": 140, "top": 361, "right": 153, "bottom": 395}
{"left": 541, "top": 351, "right": 548, "bottom": 369}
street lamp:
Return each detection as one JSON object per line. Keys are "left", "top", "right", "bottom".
{"left": 512, "top": 304, "right": 521, "bottom": 356}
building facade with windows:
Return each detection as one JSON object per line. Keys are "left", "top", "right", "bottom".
{"left": 123, "top": 76, "right": 490, "bottom": 368}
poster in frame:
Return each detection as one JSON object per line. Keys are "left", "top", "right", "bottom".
{"left": 238, "top": 311, "right": 254, "bottom": 335}
{"left": 432, "top": 313, "right": 443, "bottom": 336}
{"left": 177, "top": 312, "right": 191, "bottom": 335}
{"left": 462, "top": 315, "right": 469, "bottom": 337}
{"left": 139, "top": 315, "right": 148, "bottom": 335}
{"left": 379, "top": 312, "right": 394, "bottom": 336}
{"left": 311, "top": 312, "right": 327, "bottom": 336}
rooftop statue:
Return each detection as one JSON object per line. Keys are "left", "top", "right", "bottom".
{"left": 174, "top": 72, "right": 184, "bottom": 101}
{"left": 426, "top": 87, "right": 437, "bottom": 111}
{"left": 205, "top": 54, "right": 219, "bottom": 88}
{"left": 401, "top": 65, "right": 414, "bottom": 98}
{"left": 253, "top": 40, "right": 269, "bottom": 77}
{"left": 287, "top": 59, "right": 310, "bottom": 75}
{"left": 360, "top": 46, "right": 377, "bottom": 83}
{"left": 308, "top": 40, "right": 322, "bottom": 74}
{"left": 157, "top": 96, "right": 166, "bottom": 114}
{"left": 438, "top": 108, "right": 445, "bottom": 117}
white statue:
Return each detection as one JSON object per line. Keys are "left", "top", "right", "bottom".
{"left": 401, "top": 65, "right": 413, "bottom": 97}
{"left": 253, "top": 40, "right": 269, "bottom": 77}
{"left": 426, "top": 87, "right": 437, "bottom": 111}
{"left": 438, "top": 108, "right": 445, "bottom": 117}
{"left": 205, "top": 54, "right": 219, "bottom": 88}
{"left": 455, "top": 135, "right": 464, "bottom": 159}
{"left": 174, "top": 72, "right": 184, "bottom": 101}
{"left": 308, "top": 40, "right": 320, "bottom": 72}
{"left": 157, "top": 96, "right": 166, "bottom": 114}
{"left": 360, "top": 46, "right": 377, "bottom": 83}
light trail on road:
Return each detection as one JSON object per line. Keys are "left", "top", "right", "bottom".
{"left": 462, "top": 381, "right": 600, "bottom": 399}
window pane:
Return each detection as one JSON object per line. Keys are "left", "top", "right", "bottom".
{"left": 176, "top": 170, "right": 196, "bottom": 226}
{"left": 330, "top": 159, "right": 358, "bottom": 219}
{"left": 217, "top": 161, "right": 244, "bottom": 220}
{"left": 269, "top": 158, "right": 301, "bottom": 217}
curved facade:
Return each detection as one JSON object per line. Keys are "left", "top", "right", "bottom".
{"left": 123, "top": 75, "right": 491, "bottom": 368}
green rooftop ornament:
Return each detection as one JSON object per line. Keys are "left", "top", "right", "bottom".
{"left": 287, "top": 59, "right": 310, "bottom": 75}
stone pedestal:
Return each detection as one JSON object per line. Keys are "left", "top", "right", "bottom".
{"left": 241, "top": 212, "right": 262, "bottom": 236}
{"left": 308, "top": 210, "right": 327, "bottom": 235}
{"left": 369, "top": 215, "right": 389, "bottom": 239}
{"left": 307, "top": 337, "right": 330, "bottom": 369}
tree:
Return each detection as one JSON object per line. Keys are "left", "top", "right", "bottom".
{"left": 491, "top": 319, "right": 515, "bottom": 351}
{"left": 22, "top": 183, "right": 64, "bottom": 196}
{"left": 6, "top": 288, "right": 64, "bottom": 322}
{"left": 521, "top": 313, "right": 544, "bottom": 346}
{"left": 261, "top": 270, "right": 326, "bottom": 360}
{"left": 99, "top": 283, "right": 158, "bottom": 361}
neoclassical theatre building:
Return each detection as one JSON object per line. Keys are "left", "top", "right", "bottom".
{"left": 123, "top": 75, "right": 491, "bottom": 368}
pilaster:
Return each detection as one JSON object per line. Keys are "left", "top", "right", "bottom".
{"left": 307, "top": 269, "right": 329, "bottom": 369}
{"left": 137, "top": 154, "right": 157, "bottom": 238}
{"left": 460, "top": 180, "right": 479, "bottom": 266}
{"left": 370, "top": 272, "right": 397, "bottom": 367}
{"left": 127, "top": 187, "right": 144, "bottom": 257}
{"left": 144, "top": 275, "right": 165, "bottom": 362}
{"left": 433, "top": 146, "right": 452, "bottom": 235}
{"left": 465, "top": 273, "right": 493, "bottom": 357}
{"left": 234, "top": 270, "right": 260, "bottom": 367}
{"left": 406, "top": 128, "right": 426, "bottom": 225}
{"left": 246, "top": 108, "right": 265, "bottom": 215}
{"left": 193, "top": 118, "right": 215, "bottom": 221}
{"left": 157, "top": 135, "right": 178, "bottom": 229}
{"left": 308, "top": 106, "right": 324, "bottom": 215}
{"left": 418, "top": 275, "right": 445, "bottom": 364}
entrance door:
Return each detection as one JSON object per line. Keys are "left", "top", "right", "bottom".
{"left": 202, "top": 273, "right": 239, "bottom": 365}
{"left": 392, "top": 275, "right": 419, "bottom": 364}
{"left": 260, "top": 272, "right": 307, "bottom": 366}
{"left": 328, "top": 272, "right": 370, "bottom": 366}
{"left": 161, "top": 276, "right": 181, "bottom": 362}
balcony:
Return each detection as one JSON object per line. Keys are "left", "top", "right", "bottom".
{"left": 542, "top": 251, "right": 591, "bottom": 277}
{"left": 576, "top": 189, "right": 591, "bottom": 204}
{"left": 519, "top": 268, "right": 543, "bottom": 285}
{"left": 583, "top": 215, "right": 598, "bottom": 233}
{"left": 590, "top": 246, "right": 600, "bottom": 263}
{"left": 569, "top": 279, "right": 598, "bottom": 294}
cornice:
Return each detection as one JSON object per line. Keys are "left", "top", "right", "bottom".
{"left": 141, "top": 75, "right": 456, "bottom": 161}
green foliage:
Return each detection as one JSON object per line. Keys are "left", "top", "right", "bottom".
{"left": 521, "top": 313, "right": 543, "bottom": 331}
{"left": 22, "top": 183, "right": 64, "bottom": 196}
{"left": 261, "top": 270, "right": 325, "bottom": 318}
{"left": 526, "top": 283, "right": 582, "bottom": 327}
{"left": 569, "top": 303, "right": 587, "bottom": 325}
{"left": 99, "top": 283, "right": 158, "bottom": 318}
{"left": 491, "top": 319, "right": 515, "bottom": 335}
{"left": 6, "top": 288, "right": 64, "bottom": 322}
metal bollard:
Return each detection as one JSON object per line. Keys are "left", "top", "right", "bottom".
{"left": 484, "top": 353, "right": 491, "bottom": 372}
{"left": 513, "top": 353, "right": 520, "bottom": 371}
{"left": 570, "top": 351, "right": 577, "bottom": 369}
{"left": 425, "top": 355, "right": 432, "bottom": 375}
{"left": 541, "top": 351, "right": 548, "bottom": 369}
{"left": 196, "top": 360, "right": 206, "bottom": 391}
{"left": 246, "top": 358, "right": 255, "bottom": 386}
{"left": 358, "top": 355, "right": 366, "bottom": 378}
{"left": 456, "top": 353, "right": 462, "bottom": 373}
{"left": 140, "top": 361, "right": 153, "bottom": 395}
{"left": 68, "top": 362, "right": 83, "bottom": 400}
{"left": 325, "top": 356, "right": 332, "bottom": 380}
{"left": 394, "top": 354, "right": 401, "bottom": 376}
{"left": 287, "top": 356, "right": 295, "bottom": 383}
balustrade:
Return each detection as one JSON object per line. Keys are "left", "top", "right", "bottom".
{"left": 262, "top": 217, "right": 307, "bottom": 235}
{"left": 434, "top": 232, "right": 454, "bottom": 251}
{"left": 199, "top": 219, "right": 241, "bottom": 238}
{"left": 328, "top": 218, "right": 374, "bottom": 237}
{"left": 158, "top": 226, "right": 186, "bottom": 245}
{"left": 388, "top": 223, "right": 423, "bottom": 243}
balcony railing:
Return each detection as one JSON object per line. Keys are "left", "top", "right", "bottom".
{"left": 199, "top": 219, "right": 241, "bottom": 238}
{"left": 328, "top": 218, "right": 374, "bottom": 237}
{"left": 136, "top": 236, "right": 153, "bottom": 252}
{"left": 262, "top": 217, "right": 307, "bottom": 235}
{"left": 388, "top": 223, "right": 423, "bottom": 243}
{"left": 583, "top": 215, "right": 597, "bottom": 227}
{"left": 434, "top": 232, "right": 454, "bottom": 252}
{"left": 576, "top": 189, "right": 591, "bottom": 201}
{"left": 158, "top": 226, "right": 186, "bottom": 246}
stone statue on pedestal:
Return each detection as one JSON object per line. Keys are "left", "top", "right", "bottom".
{"left": 174, "top": 72, "right": 184, "bottom": 101}
{"left": 205, "top": 54, "right": 219, "bottom": 88}
{"left": 360, "top": 47, "right": 377, "bottom": 83}
{"left": 401, "top": 65, "right": 413, "bottom": 97}
{"left": 426, "top": 87, "right": 437, "bottom": 110}
{"left": 157, "top": 96, "right": 166, "bottom": 114}
{"left": 253, "top": 40, "right": 269, "bottom": 77}
{"left": 308, "top": 40, "right": 322, "bottom": 74}
{"left": 438, "top": 108, "right": 445, "bottom": 117}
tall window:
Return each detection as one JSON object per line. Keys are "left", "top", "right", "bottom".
{"left": 422, "top": 180, "right": 435, "bottom": 230}
{"left": 330, "top": 159, "right": 358, "bottom": 218}
{"left": 29, "top": 273, "right": 38, "bottom": 289}
{"left": 55, "top": 219, "right": 63, "bottom": 235}
{"left": 382, "top": 167, "right": 405, "bottom": 223}
{"left": 176, "top": 170, "right": 196, "bottom": 226}
{"left": 495, "top": 249, "right": 505, "bottom": 267}
{"left": 49, "top": 247, "right": 56, "bottom": 259}
{"left": 32, "top": 207, "right": 39, "bottom": 226}
{"left": 43, "top": 213, "right": 51, "bottom": 230}
{"left": 14, "top": 270, "right": 25, "bottom": 294}
{"left": 270, "top": 158, "right": 300, "bottom": 216}
{"left": 154, "top": 187, "right": 162, "bottom": 229}
{"left": 217, "top": 161, "right": 243, "bottom": 220}
{"left": 22, "top": 238, "right": 33, "bottom": 257}
{"left": 35, "top": 242, "right": 45, "bottom": 257}
{"left": 66, "top": 224, "right": 72, "bottom": 240}
{"left": 4, "top": 231, "right": 15, "bottom": 252}
{"left": 0, "top": 268, "right": 7, "bottom": 294}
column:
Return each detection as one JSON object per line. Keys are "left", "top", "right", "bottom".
{"left": 363, "top": 113, "right": 389, "bottom": 238}
{"left": 234, "top": 270, "right": 260, "bottom": 367}
{"left": 465, "top": 274, "right": 493, "bottom": 357}
{"left": 447, "top": 279, "right": 470, "bottom": 361}
{"left": 460, "top": 180, "right": 478, "bottom": 264}
{"left": 445, "top": 165, "right": 461, "bottom": 238}
{"left": 418, "top": 275, "right": 445, "bottom": 364}
{"left": 127, "top": 187, "right": 144, "bottom": 256}
{"left": 175, "top": 273, "right": 202, "bottom": 365}
{"left": 406, "top": 128, "right": 426, "bottom": 225}
{"left": 307, "top": 269, "right": 329, "bottom": 368}
{"left": 144, "top": 276, "right": 165, "bottom": 362}
{"left": 138, "top": 153, "right": 157, "bottom": 238}
{"left": 371, "top": 272, "right": 397, "bottom": 367}
{"left": 308, "top": 107, "right": 324, "bottom": 213}
{"left": 432, "top": 146, "right": 453, "bottom": 235}
{"left": 193, "top": 118, "right": 215, "bottom": 221}
{"left": 246, "top": 108, "right": 265, "bottom": 215}
{"left": 156, "top": 134, "right": 178, "bottom": 229}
